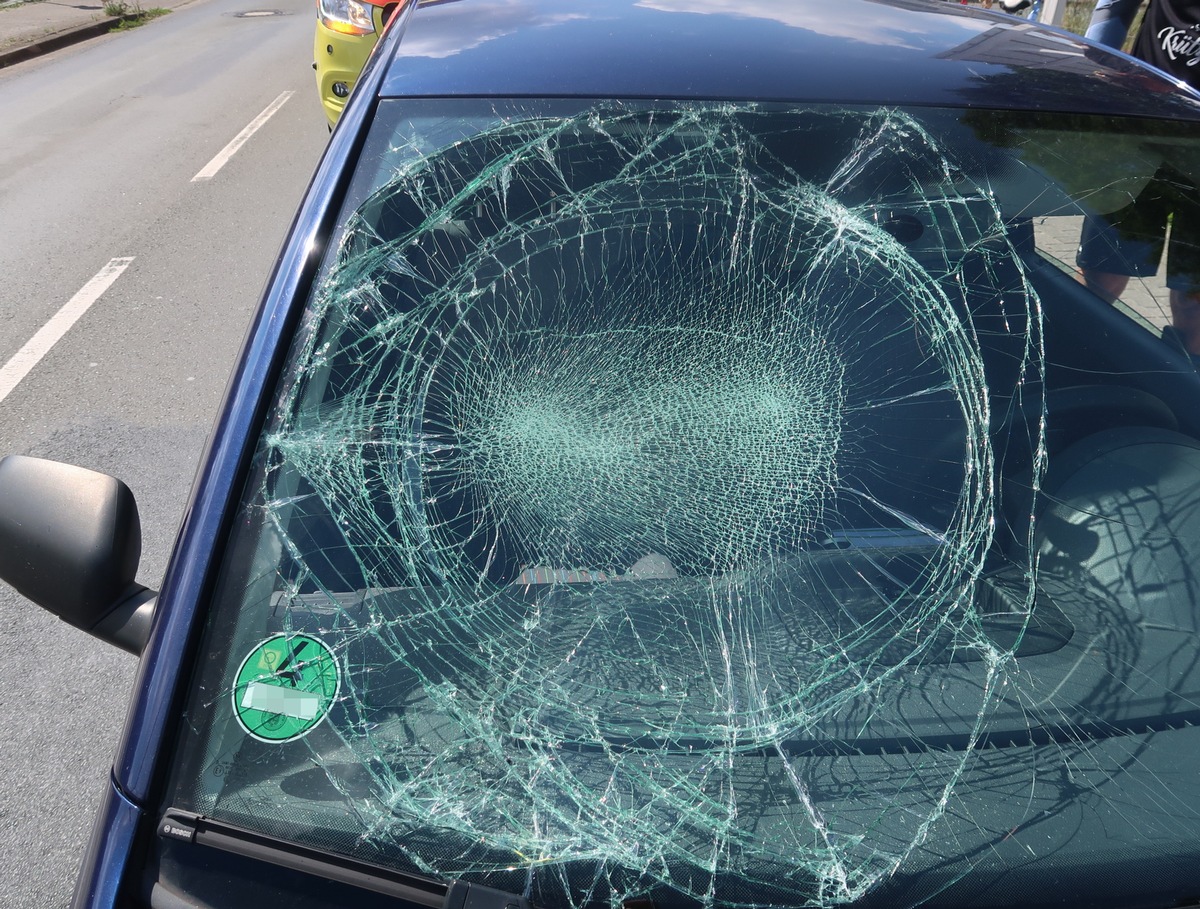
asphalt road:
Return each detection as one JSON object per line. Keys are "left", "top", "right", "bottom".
{"left": 0, "top": 2, "right": 329, "bottom": 905}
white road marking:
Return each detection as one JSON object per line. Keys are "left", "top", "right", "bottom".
{"left": 0, "top": 257, "right": 135, "bottom": 406}
{"left": 191, "top": 91, "right": 295, "bottom": 183}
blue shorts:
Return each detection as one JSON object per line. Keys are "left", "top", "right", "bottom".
{"left": 1076, "top": 166, "right": 1200, "bottom": 294}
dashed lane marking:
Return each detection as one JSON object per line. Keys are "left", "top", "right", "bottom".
{"left": 191, "top": 91, "right": 294, "bottom": 183}
{"left": 0, "top": 257, "right": 135, "bottom": 406}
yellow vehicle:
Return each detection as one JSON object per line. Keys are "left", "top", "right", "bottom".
{"left": 313, "top": 0, "right": 400, "bottom": 128}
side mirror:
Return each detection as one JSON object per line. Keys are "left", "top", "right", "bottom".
{"left": 0, "top": 455, "right": 155, "bottom": 655}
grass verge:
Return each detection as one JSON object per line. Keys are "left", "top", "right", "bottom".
{"left": 103, "top": 0, "right": 170, "bottom": 30}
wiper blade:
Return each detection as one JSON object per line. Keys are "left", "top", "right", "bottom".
{"left": 159, "top": 809, "right": 533, "bottom": 909}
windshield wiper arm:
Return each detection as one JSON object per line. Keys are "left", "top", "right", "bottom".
{"left": 160, "top": 809, "right": 533, "bottom": 909}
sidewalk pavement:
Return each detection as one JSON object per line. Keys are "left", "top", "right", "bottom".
{"left": 0, "top": 0, "right": 190, "bottom": 69}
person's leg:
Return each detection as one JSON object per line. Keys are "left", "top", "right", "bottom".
{"left": 1153, "top": 161, "right": 1200, "bottom": 358}
{"left": 1080, "top": 269, "right": 1129, "bottom": 303}
{"left": 1078, "top": 175, "right": 1172, "bottom": 302}
{"left": 1169, "top": 289, "right": 1200, "bottom": 355}
{"left": 1084, "top": 0, "right": 1140, "bottom": 48}
{"left": 1166, "top": 193, "right": 1200, "bottom": 356}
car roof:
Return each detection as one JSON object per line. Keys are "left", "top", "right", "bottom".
{"left": 376, "top": 0, "right": 1200, "bottom": 120}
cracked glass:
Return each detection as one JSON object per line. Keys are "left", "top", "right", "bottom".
{"left": 162, "top": 101, "right": 1200, "bottom": 909}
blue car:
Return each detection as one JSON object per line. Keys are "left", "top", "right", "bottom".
{"left": 5, "top": 1, "right": 1200, "bottom": 907}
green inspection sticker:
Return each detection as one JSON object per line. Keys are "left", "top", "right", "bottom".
{"left": 232, "top": 633, "right": 341, "bottom": 743}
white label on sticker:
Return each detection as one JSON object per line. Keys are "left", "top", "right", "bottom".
{"left": 240, "top": 682, "right": 321, "bottom": 721}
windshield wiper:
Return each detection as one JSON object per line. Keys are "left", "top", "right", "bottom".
{"left": 159, "top": 809, "right": 534, "bottom": 909}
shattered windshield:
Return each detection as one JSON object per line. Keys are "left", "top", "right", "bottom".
{"left": 163, "top": 101, "right": 1200, "bottom": 909}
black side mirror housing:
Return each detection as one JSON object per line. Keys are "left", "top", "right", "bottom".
{"left": 0, "top": 455, "right": 155, "bottom": 655}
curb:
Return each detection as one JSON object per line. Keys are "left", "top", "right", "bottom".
{"left": 0, "top": 14, "right": 127, "bottom": 70}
